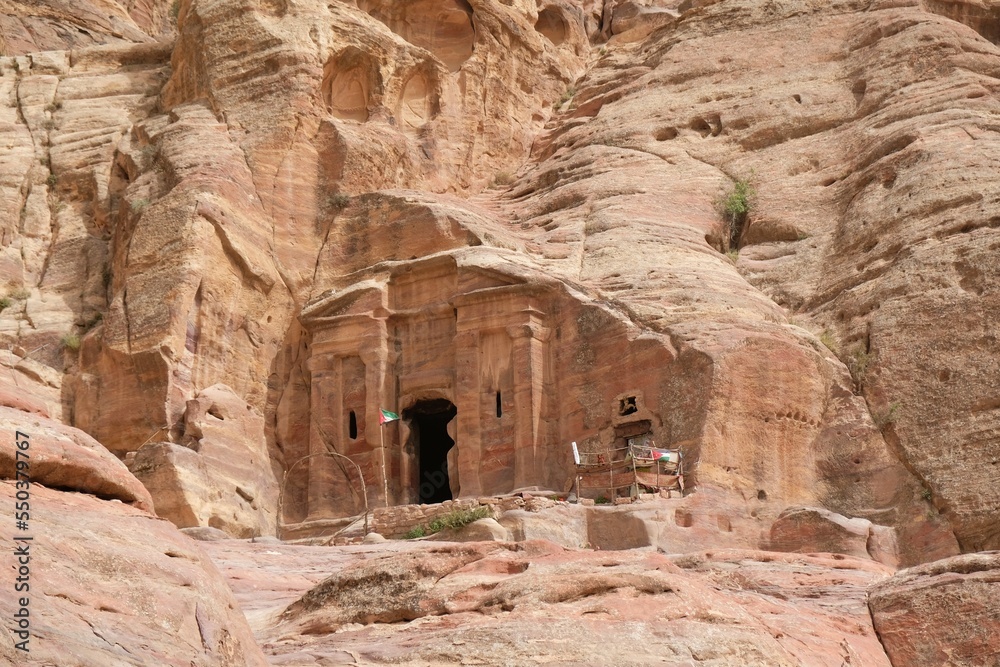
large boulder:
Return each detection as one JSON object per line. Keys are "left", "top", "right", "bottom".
{"left": 0, "top": 405, "right": 152, "bottom": 511}
{"left": 257, "top": 540, "right": 892, "bottom": 666}
{"left": 769, "top": 506, "right": 899, "bottom": 567}
{"left": 0, "top": 484, "right": 267, "bottom": 666}
{"left": 869, "top": 551, "right": 1000, "bottom": 667}
{"left": 130, "top": 384, "right": 279, "bottom": 538}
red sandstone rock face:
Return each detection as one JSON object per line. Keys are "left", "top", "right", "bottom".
{"left": 0, "top": 484, "right": 268, "bottom": 666}
{"left": 0, "top": 0, "right": 996, "bottom": 567}
{"left": 0, "top": 376, "right": 266, "bottom": 665}
{"left": 0, "top": 1, "right": 174, "bottom": 55}
{"left": 0, "top": 404, "right": 153, "bottom": 511}
{"left": 869, "top": 551, "right": 1000, "bottom": 667}
{"left": 129, "top": 384, "right": 281, "bottom": 537}
{"left": 205, "top": 538, "right": 893, "bottom": 666}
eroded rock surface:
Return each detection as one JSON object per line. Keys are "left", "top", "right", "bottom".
{"left": 869, "top": 551, "right": 1000, "bottom": 667}
{"left": 129, "top": 383, "right": 280, "bottom": 537}
{"left": 0, "top": 376, "right": 266, "bottom": 666}
{"left": 0, "top": 0, "right": 995, "bottom": 600}
{"left": 204, "top": 538, "right": 893, "bottom": 667}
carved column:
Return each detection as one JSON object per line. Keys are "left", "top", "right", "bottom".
{"left": 360, "top": 320, "right": 391, "bottom": 506}
{"left": 509, "top": 322, "right": 550, "bottom": 489}
{"left": 306, "top": 354, "right": 339, "bottom": 519}
{"left": 454, "top": 329, "right": 481, "bottom": 496}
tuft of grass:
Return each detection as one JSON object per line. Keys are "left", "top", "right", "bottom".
{"left": 491, "top": 171, "right": 514, "bottom": 188}
{"left": 131, "top": 198, "right": 150, "bottom": 213}
{"left": 595, "top": 495, "right": 611, "bottom": 505}
{"left": 60, "top": 334, "right": 81, "bottom": 351}
{"left": 0, "top": 297, "right": 11, "bottom": 310}
{"left": 726, "top": 248, "right": 739, "bottom": 262}
{"left": 434, "top": 506, "right": 491, "bottom": 531}
{"left": 9, "top": 287, "right": 29, "bottom": 300}
{"left": 403, "top": 526, "right": 426, "bottom": 540}
{"left": 170, "top": 0, "right": 181, "bottom": 23}
{"left": 403, "top": 506, "right": 492, "bottom": 539}
{"left": 818, "top": 329, "right": 838, "bottom": 353}
{"left": 46, "top": 173, "right": 57, "bottom": 187}
{"left": 325, "top": 193, "right": 350, "bottom": 210}
{"left": 553, "top": 86, "right": 576, "bottom": 110}
{"left": 848, "top": 346, "right": 871, "bottom": 386}
{"left": 873, "top": 402, "right": 901, "bottom": 430}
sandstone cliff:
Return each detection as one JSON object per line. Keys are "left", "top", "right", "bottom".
{"left": 3, "top": 0, "right": 1000, "bottom": 663}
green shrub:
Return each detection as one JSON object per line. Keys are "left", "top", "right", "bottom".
{"left": 9, "top": 287, "right": 29, "bottom": 300}
{"left": 431, "top": 506, "right": 491, "bottom": 533}
{"left": 60, "top": 334, "right": 81, "bottom": 351}
{"left": 325, "top": 193, "right": 350, "bottom": 210}
{"left": 0, "top": 298, "right": 11, "bottom": 310}
{"left": 170, "top": 0, "right": 181, "bottom": 22}
{"left": 719, "top": 174, "right": 756, "bottom": 250}
{"left": 595, "top": 495, "right": 610, "bottom": 505}
{"left": 407, "top": 506, "right": 492, "bottom": 538}
{"left": 46, "top": 173, "right": 57, "bottom": 187}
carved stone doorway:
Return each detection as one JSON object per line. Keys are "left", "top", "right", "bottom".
{"left": 403, "top": 399, "right": 457, "bottom": 504}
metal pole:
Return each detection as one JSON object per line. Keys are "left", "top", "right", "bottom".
{"left": 380, "top": 423, "right": 390, "bottom": 507}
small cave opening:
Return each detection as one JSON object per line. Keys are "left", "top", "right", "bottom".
{"left": 404, "top": 399, "right": 457, "bottom": 504}
{"left": 536, "top": 7, "right": 568, "bottom": 46}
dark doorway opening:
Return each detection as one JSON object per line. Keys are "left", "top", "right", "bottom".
{"left": 403, "top": 399, "right": 457, "bottom": 504}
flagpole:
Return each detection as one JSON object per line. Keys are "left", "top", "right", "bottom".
{"left": 379, "top": 422, "right": 389, "bottom": 508}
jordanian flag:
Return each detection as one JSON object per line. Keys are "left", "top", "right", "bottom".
{"left": 379, "top": 409, "right": 399, "bottom": 425}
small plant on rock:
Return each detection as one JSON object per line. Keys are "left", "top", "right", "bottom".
{"left": 491, "top": 171, "right": 514, "bottom": 188}
{"left": 873, "top": 401, "right": 901, "bottom": 430}
{"left": 848, "top": 345, "right": 871, "bottom": 386}
{"left": 719, "top": 172, "right": 756, "bottom": 251}
{"left": 0, "top": 298, "right": 11, "bottom": 311}
{"left": 60, "top": 334, "right": 81, "bottom": 351}
{"left": 9, "top": 287, "right": 29, "bottom": 300}
{"left": 403, "top": 526, "right": 426, "bottom": 540}
{"left": 818, "top": 329, "right": 838, "bottom": 354}
{"left": 325, "top": 193, "right": 350, "bottom": 211}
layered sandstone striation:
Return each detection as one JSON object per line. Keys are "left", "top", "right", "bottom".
{"left": 869, "top": 550, "right": 1000, "bottom": 667}
{"left": 129, "top": 383, "right": 280, "bottom": 537}
{"left": 0, "top": 0, "right": 174, "bottom": 55}
{"left": 0, "top": 0, "right": 995, "bottom": 569}
{"left": 0, "top": 377, "right": 267, "bottom": 665}
{"left": 206, "top": 538, "right": 893, "bottom": 666}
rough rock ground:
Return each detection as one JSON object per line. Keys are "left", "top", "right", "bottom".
{"left": 0, "top": 377, "right": 267, "bottom": 666}
{"left": 205, "top": 537, "right": 893, "bottom": 667}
